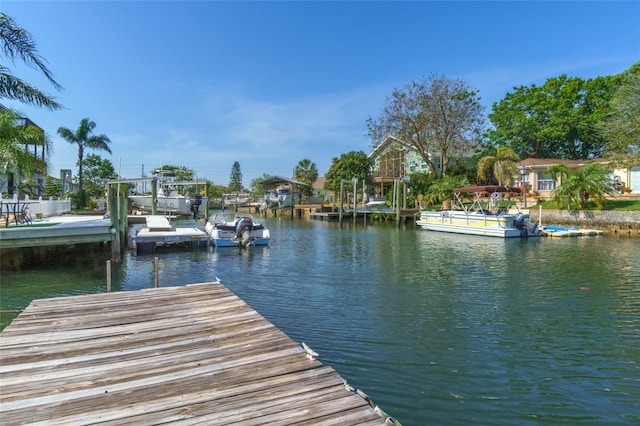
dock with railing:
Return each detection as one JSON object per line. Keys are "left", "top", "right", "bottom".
{"left": 0, "top": 282, "right": 397, "bottom": 425}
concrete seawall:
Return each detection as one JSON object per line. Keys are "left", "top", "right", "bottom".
{"left": 528, "top": 209, "right": 640, "bottom": 236}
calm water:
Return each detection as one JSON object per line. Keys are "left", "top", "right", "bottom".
{"left": 1, "top": 217, "right": 639, "bottom": 425}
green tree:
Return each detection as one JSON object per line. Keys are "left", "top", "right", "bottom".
{"left": 477, "top": 147, "right": 520, "bottom": 186}
{"left": 228, "top": 161, "right": 243, "bottom": 192}
{"left": 0, "top": 13, "right": 62, "bottom": 110}
{"left": 487, "top": 71, "right": 625, "bottom": 159}
{"left": 424, "top": 174, "right": 469, "bottom": 207}
{"left": 43, "top": 174, "right": 60, "bottom": 198}
{"left": 250, "top": 173, "right": 272, "bottom": 195}
{"left": 600, "top": 66, "right": 640, "bottom": 157}
{"left": 367, "top": 74, "right": 485, "bottom": 176}
{"left": 57, "top": 118, "right": 111, "bottom": 208}
{"left": 548, "top": 162, "right": 613, "bottom": 210}
{"left": 81, "top": 154, "right": 117, "bottom": 199}
{"left": 152, "top": 165, "right": 195, "bottom": 181}
{"left": 324, "top": 151, "right": 372, "bottom": 193}
{"left": 407, "top": 171, "right": 438, "bottom": 208}
{"left": 0, "top": 108, "right": 50, "bottom": 179}
{"left": 293, "top": 158, "right": 318, "bottom": 198}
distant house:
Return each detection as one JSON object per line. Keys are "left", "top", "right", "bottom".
{"left": 367, "top": 135, "right": 475, "bottom": 197}
{"left": 515, "top": 158, "right": 640, "bottom": 199}
{"left": 367, "top": 135, "right": 432, "bottom": 197}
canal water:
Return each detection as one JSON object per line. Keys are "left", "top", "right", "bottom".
{"left": 1, "top": 217, "right": 639, "bottom": 425}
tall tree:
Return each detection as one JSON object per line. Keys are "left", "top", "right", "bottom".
{"left": 477, "top": 147, "right": 520, "bottom": 186}
{"left": 324, "top": 151, "right": 372, "bottom": 193}
{"left": 228, "top": 161, "right": 243, "bottom": 192}
{"left": 487, "top": 71, "right": 625, "bottom": 160}
{"left": 293, "top": 158, "right": 318, "bottom": 197}
{"left": 250, "top": 173, "right": 272, "bottom": 195}
{"left": 0, "top": 13, "right": 63, "bottom": 110}
{"left": 0, "top": 108, "right": 50, "bottom": 177}
{"left": 81, "top": 154, "right": 117, "bottom": 199}
{"left": 367, "top": 74, "right": 485, "bottom": 177}
{"left": 600, "top": 66, "right": 640, "bottom": 158}
{"left": 57, "top": 118, "right": 111, "bottom": 208}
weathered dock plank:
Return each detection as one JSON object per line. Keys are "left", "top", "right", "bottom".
{"left": 0, "top": 282, "right": 391, "bottom": 425}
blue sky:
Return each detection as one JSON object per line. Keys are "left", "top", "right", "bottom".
{"left": 3, "top": 1, "right": 639, "bottom": 187}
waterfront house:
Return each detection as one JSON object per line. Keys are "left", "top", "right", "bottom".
{"left": 367, "top": 135, "right": 432, "bottom": 198}
{"left": 515, "top": 158, "right": 640, "bottom": 200}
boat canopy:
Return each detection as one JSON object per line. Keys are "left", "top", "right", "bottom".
{"left": 453, "top": 185, "right": 522, "bottom": 194}
{"left": 260, "top": 176, "right": 309, "bottom": 188}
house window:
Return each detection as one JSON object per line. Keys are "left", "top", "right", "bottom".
{"left": 537, "top": 171, "right": 555, "bottom": 191}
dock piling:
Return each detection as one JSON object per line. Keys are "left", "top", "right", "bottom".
{"left": 106, "top": 260, "right": 111, "bottom": 292}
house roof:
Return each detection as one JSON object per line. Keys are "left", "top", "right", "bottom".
{"left": 260, "top": 176, "right": 309, "bottom": 188}
{"left": 517, "top": 158, "right": 618, "bottom": 169}
{"left": 367, "top": 135, "right": 405, "bottom": 159}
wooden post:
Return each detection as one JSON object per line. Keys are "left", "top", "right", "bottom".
{"left": 106, "top": 260, "right": 111, "bottom": 292}
{"left": 338, "top": 180, "right": 344, "bottom": 227}
{"left": 151, "top": 177, "right": 157, "bottom": 215}
{"left": 352, "top": 178, "right": 357, "bottom": 226}
{"left": 154, "top": 257, "right": 160, "bottom": 287}
{"left": 395, "top": 180, "right": 401, "bottom": 226}
{"left": 108, "top": 185, "right": 121, "bottom": 262}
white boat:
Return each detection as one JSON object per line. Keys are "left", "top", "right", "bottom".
{"left": 416, "top": 185, "right": 541, "bottom": 238}
{"left": 129, "top": 171, "right": 208, "bottom": 217}
{"left": 205, "top": 213, "right": 270, "bottom": 248}
{"left": 223, "top": 193, "right": 252, "bottom": 207}
{"left": 130, "top": 192, "right": 208, "bottom": 217}
{"left": 262, "top": 187, "right": 293, "bottom": 211}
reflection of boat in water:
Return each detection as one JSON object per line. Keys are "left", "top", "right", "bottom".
{"left": 223, "top": 193, "right": 252, "bottom": 207}
{"left": 204, "top": 213, "right": 270, "bottom": 248}
{"left": 416, "top": 185, "right": 541, "bottom": 238}
{"left": 129, "top": 170, "right": 207, "bottom": 217}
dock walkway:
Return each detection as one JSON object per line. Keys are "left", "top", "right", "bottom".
{"left": 0, "top": 283, "right": 392, "bottom": 425}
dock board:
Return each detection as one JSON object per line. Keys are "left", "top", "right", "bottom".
{"left": 0, "top": 283, "right": 390, "bottom": 425}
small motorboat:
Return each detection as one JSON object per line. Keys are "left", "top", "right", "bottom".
{"left": 205, "top": 213, "right": 270, "bottom": 248}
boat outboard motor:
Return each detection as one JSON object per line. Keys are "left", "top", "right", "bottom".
{"left": 235, "top": 216, "right": 254, "bottom": 248}
{"left": 189, "top": 194, "right": 203, "bottom": 219}
{"left": 513, "top": 213, "right": 540, "bottom": 237}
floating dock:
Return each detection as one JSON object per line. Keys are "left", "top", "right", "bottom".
{"left": 540, "top": 225, "right": 604, "bottom": 237}
{"left": 133, "top": 215, "right": 208, "bottom": 254}
{"left": 0, "top": 282, "right": 394, "bottom": 425}
{"left": 0, "top": 215, "right": 113, "bottom": 249}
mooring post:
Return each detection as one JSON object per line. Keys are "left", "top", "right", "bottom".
{"left": 108, "top": 185, "right": 121, "bottom": 263}
{"left": 151, "top": 177, "right": 157, "bottom": 215}
{"left": 106, "top": 260, "right": 112, "bottom": 292}
{"left": 338, "top": 180, "right": 344, "bottom": 227}
{"left": 154, "top": 257, "right": 160, "bottom": 287}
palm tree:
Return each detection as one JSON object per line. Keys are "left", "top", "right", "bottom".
{"left": 57, "top": 118, "right": 111, "bottom": 208}
{"left": 548, "top": 162, "right": 613, "bottom": 210}
{"left": 294, "top": 158, "right": 318, "bottom": 198}
{"left": 0, "top": 13, "right": 63, "bottom": 110}
{"left": 477, "top": 147, "right": 520, "bottom": 186}
{"left": 0, "top": 108, "right": 51, "bottom": 189}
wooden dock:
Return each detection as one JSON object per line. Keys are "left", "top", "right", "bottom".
{"left": 0, "top": 283, "right": 393, "bottom": 425}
